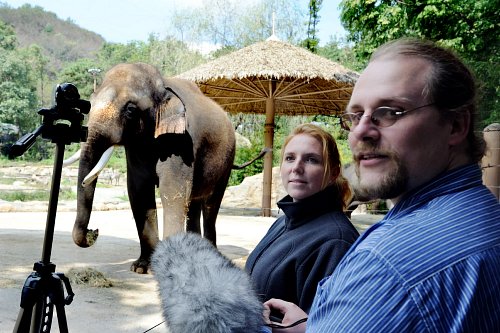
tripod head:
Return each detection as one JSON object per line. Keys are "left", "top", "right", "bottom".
{"left": 8, "top": 83, "right": 90, "bottom": 158}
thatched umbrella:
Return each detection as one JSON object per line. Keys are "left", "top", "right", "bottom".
{"left": 177, "top": 36, "right": 359, "bottom": 216}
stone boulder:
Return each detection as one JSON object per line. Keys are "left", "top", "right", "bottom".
{"left": 222, "top": 167, "right": 287, "bottom": 211}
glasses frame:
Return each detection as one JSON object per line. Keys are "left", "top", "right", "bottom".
{"left": 340, "top": 102, "right": 436, "bottom": 131}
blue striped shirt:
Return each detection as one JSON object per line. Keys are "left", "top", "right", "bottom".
{"left": 307, "top": 164, "right": 500, "bottom": 333}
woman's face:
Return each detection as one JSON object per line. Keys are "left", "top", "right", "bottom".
{"left": 280, "top": 133, "right": 329, "bottom": 202}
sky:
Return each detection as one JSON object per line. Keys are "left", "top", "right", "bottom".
{"left": 1, "top": 0, "right": 346, "bottom": 45}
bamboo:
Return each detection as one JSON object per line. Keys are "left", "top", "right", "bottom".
{"left": 482, "top": 123, "right": 500, "bottom": 201}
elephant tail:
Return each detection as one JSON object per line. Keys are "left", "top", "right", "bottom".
{"left": 232, "top": 147, "right": 271, "bottom": 170}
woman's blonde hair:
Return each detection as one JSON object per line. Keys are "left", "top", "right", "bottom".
{"left": 280, "top": 123, "right": 352, "bottom": 210}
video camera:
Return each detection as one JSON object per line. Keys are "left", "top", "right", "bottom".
{"left": 8, "top": 83, "right": 90, "bottom": 158}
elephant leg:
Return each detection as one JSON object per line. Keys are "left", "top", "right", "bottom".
{"left": 160, "top": 192, "right": 190, "bottom": 239}
{"left": 129, "top": 204, "right": 159, "bottom": 274}
{"left": 202, "top": 202, "right": 220, "bottom": 246}
{"left": 186, "top": 200, "right": 202, "bottom": 234}
{"left": 157, "top": 157, "right": 193, "bottom": 239}
{"left": 201, "top": 179, "right": 229, "bottom": 246}
{"left": 127, "top": 159, "right": 159, "bottom": 274}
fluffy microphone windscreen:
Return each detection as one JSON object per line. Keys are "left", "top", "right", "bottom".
{"left": 151, "top": 232, "right": 264, "bottom": 333}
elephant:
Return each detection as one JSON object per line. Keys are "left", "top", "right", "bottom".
{"left": 72, "top": 62, "right": 253, "bottom": 274}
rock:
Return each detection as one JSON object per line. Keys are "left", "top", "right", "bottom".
{"left": 1, "top": 164, "right": 289, "bottom": 214}
{"left": 222, "top": 167, "right": 287, "bottom": 211}
{"left": 235, "top": 132, "right": 251, "bottom": 148}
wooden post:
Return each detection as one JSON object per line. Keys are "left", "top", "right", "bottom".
{"left": 482, "top": 123, "right": 500, "bottom": 201}
{"left": 88, "top": 68, "right": 101, "bottom": 92}
{"left": 261, "top": 81, "right": 276, "bottom": 217}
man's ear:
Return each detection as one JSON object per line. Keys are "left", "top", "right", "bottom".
{"left": 448, "top": 110, "right": 470, "bottom": 146}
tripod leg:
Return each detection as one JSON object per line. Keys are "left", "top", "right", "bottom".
{"left": 33, "top": 295, "right": 55, "bottom": 333}
{"left": 13, "top": 269, "right": 74, "bottom": 333}
{"left": 33, "top": 272, "right": 72, "bottom": 333}
{"left": 13, "top": 307, "right": 33, "bottom": 333}
{"left": 54, "top": 303, "right": 69, "bottom": 333}
{"left": 12, "top": 294, "right": 54, "bottom": 333}
{"left": 12, "top": 273, "right": 43, "bottom": 333}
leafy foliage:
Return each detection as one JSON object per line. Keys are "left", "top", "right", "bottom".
{"left": 0, "top": 19, "right": 16, "bottom": 50}
{"left": 0, "top": 51, "right": 38, "bottom": 130}
{"left": 21, "top": 44, "right": 51, "bottom": 105}
{"left": 58, "top": 58, "right": 100, "bottom": 99}
{"left": 302, "top": 0, "right": 323, "bottom": 53}
{"left": 97, "top": 41, "right": 151, "bottom": 70}
{"left": 0, "top": 1, "right": 358, "bottom": 186}
{"left": 148, "top": 36, "right": 206, "bottom": 76}
{"left": 229, "top": 145, "right": 266, "bottom": 186}
{"left": 339, "top": 0, "right": 500, "bottom": 127}
{"left": 317, "top": 37, "right": 365, "bottom": 71}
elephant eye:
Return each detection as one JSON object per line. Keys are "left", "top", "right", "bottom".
{"left": 123, "top": 102, "right": 139, "bottom": 119}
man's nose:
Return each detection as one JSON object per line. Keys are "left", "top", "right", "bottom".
{"left": 350, "top": 114, "right": 380, "bottom": 141}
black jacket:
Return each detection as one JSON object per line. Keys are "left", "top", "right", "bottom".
{"left": 245, "top": 186, "right": 359, "bottom": 312}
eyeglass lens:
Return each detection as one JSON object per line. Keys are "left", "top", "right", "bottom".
{"left": 341, "top": 107, "right": 398, "bottom": 131}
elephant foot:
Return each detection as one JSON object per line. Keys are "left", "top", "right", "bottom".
{"left": 73, "top": 227, "right": 99, "bottom": 248}
{"left": 131, "top": 258, "right": 151, "bottom": 274}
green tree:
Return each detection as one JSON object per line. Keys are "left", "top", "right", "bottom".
{"left": 0, "top": 19, "right": 17, "bottom": 50}
{"left": 0, "top": 49, "right": 47, "bottom": 160}
{"left": 97, "top": 40, "right": 151, "bottom": 71}
{"left": 21, "top": 44, "right": 50, "bottom": 106}
{"left": 57, "top": 58, "right": 98, "bottom": 99}
{"left": 318, "top": 37, "right": 365, "bottom": 71}
{"left": 0, "top": 21, "right": 39, "bottom": 132}
{"left": 0, "top": 52, "right": 38, "bottom": 129}
{"left": 148, "top": 36, "right": 206, "bottom": 76}
{"left": 302, "top": 0, "right": 322, "bottom": 53}
{"left": 340, "top": 0, "right": 500, "bottom": 126}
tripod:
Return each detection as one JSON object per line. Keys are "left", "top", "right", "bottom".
{"left": 10, "top": 83, "right": 90, "bottom": 333}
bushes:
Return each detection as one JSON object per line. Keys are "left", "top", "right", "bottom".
{"left": 229, "top": 145, "right": 266, "bottom": 186}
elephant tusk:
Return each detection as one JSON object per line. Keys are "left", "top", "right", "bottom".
{"left": 82, "top": 146, "right": 116, "bottom": 187}
{"left": 62, "top": 148, "right": 81, "bottom": 166}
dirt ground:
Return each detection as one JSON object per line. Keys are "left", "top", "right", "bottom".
{"left": 0, "top": 209, "right": 279, "bottom": 333}
{"left": 0, "top": 166, "right": 382, "bottom": 332}
{"left": 0, "top": 209, "right": 380, "bottom": 333}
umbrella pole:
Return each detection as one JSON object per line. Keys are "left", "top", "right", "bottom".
{"left": 261, "top": 82, "right": 276, "bottom": 217}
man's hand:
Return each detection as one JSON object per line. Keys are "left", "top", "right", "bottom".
{"left": 264, "top": 298, "right": 307, "bottom": 333}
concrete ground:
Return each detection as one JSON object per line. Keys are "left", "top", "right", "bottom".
{"left": 0, "top": 208, "right": 381, "bottom": 333}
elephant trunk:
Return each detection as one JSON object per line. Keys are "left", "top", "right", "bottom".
{"left": 73, "top": 142, "right": 115, "bottom": 247}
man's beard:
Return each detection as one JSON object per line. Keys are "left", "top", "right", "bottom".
{"left": 353, "top": 150, "right": 409, "bottom": 201}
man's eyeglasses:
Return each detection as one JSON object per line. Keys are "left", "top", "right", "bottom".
{"left": 340, "top": 103, "right": 435, "bottom": 131}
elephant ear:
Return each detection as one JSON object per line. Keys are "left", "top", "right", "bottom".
{"left": 154, "top": 87, "right": 187, "bottom": 138}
